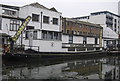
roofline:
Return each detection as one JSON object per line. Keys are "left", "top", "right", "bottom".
{"left": 73, "top": 16, "right": 90, "bottom": 19}
{"left": 74, "top": 11, "right": 120, "bottom": 19}
{"left": 63, "top": 17, "right": 103, "bottom": 28}
{"left": 0, "top": 4, "right": 19, "bottom": 10}
{"left": 22, "top": 2, "right": 62, "bottom": 14}
{"left": 91, "top": 11, "right": 120, "bottom": 17}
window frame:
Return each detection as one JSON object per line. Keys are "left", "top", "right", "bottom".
{"left": 43, "top": 16, "right": 49, "bottom": 24}
{"left": 32, "top": 14, "right": 39, "bottom": 22}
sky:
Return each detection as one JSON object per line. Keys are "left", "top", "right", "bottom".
{"left": 1, "top": 0, "right": 120, "bottom": 17}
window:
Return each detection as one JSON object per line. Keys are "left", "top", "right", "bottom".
{"left": 69, "top": 35, "right": 73, "bottom": 43}
{"left": 2, "top": 9, "right": 16, "bottom": 16}
{"left": 32, "top": 14, "right": 39, "bottom": 22}
{"left": 53, "top": 18, "right": 58, "bottom": 25}
{"left": 25, "top": 31, "right": 29, "bottom": 39}
{"left": 95, "top": 38, "right": 98, "bottom": 44}
{"left": 26, "top": 26, "right": 34, "bottom": 30}
{"left": 54, "top": 32, "right": 58, "bottom": 40}
{"left": 33, "top": 31, "right": 37, "bottom": 39}
{"left": 42, "top": 30, "right": 61, "bottom": 40}
{"left": 48, "top": 32, "right": 53, "bottom": 39}
{"left": 10, "top": 19, "right": 20, "bottom": 31}
{"left": 42, "top": 31, "right": 47, "bottom": 39}
{"left": 43, "top": 16, "right": 49, "bottom": 24}
{"left": 67, "top": 30, "right": 69, "bottom": 34}
{"left": 83, "top": 37, "right": 87, "bottom": 44}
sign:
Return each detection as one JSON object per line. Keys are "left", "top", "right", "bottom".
{"left": 12, "top": 16, "right": 31, "bottom": 42}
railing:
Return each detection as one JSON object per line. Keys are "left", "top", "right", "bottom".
{"left": 62, "top": 43, "right": 100, "bottom": 48}
{"left": 24, "top": 45, "right": 39, "bottom": 52}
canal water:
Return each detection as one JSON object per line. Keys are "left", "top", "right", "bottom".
{"left": 2, "top": 55, "right": 120, "bottom": 80}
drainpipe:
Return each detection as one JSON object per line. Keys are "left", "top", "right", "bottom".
{"left": 41, "top": 12, "right": 43, "bottom": 29}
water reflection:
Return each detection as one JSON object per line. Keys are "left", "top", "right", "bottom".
{"left": 2, "top": 56, "right": 120, "bottom": 80}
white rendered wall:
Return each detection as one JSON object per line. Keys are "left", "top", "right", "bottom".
{"left": 23, "top": 39, "right": 67, "bottom": 52}
{"left": 73, "top": 36, "right": 83, "bottom": 44}
{"left": 87, "top": 37, "right": 95, "bottom": 44}
{"left": 19, "top": 6, "right": 62, "bottom": 32}
{"left": 89, "top": 14, "right": 106, "bottom": 25}
{"left": 62, "top": 35, "right": 69, "bottom": 43}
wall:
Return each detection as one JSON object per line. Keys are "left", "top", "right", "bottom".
{"left": 62, "top": 35, "right": 69, "bottom": 43}
{"left": 2, "top": 18, "right": 22, "bottom": 45}
{"left": 87, "top": 37, "right": 95, "bottom": 44}
{"left": 89, "top": 14, "right": 106, "bottom": 25}
{"left": 23, "top": 39, "right": 67, "bottom": 52}
{"left": 19, "top": 6, "right": 62, "bottom": 32}
{"left": 73, "top": 36, "right": 83, "bottom": 44}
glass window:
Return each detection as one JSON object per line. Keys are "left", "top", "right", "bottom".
{"left": 54, "top": 32, "right": 58, "bottom": 40}
{"left": 43, "top": 16, "right": 49, "bottom": 24}
{"left": 42, "top": 31, "right": 47, "bottom": 39}
{"left": 53, "top": 18, "right": 58, "bottom": 25}
{"left": 10, "top": 19, "right": 20, "bottom": 31}
{"left": 33, "top": 31, "right": 37, "bottom": 39}
{"left": 95, "top": 38, "right": 98, "bottom": 44}
{"left": 25, "top": 31, "right": 29, "bottom": 39}
{"left": 2, "top": 9, "right": 16, "bottom": 16}
{"left": 48, "top": 32, "right": 53, "bottom": 39}
{"left": 83, "top": 37, "right": 87, "bottom": 44}
{"left": 69, "top": 35, "right": 73, "bottom": 43}
{"left": 32, "top": 14, "right": 39, "bottom": 22}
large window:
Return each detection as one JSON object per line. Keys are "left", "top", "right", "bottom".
{"left": 10, "top": 19, "right": 20, "bottom": 31}
{"left": 25, "top": 31, "right": 37, "bottom": 40}
{"left": 42, "top": 31, "right": 47, "bottom": 39}
{"left": 83, "top": 37, "right": 87, "bottom": 44}
{"left": 43, "top": 16, "right": 49, "bottom": 24}
{"left": 95, "top": 38, "right": 98, "bottom": 44}
{"left": 2, "top": 9, "right": 16, "bottom": 16}
{"left": 33, "top": 31, "right": 37, "bottom": 39}
{"left": 69, "top": 35, "right": 73, "bottom": 43}
{"left": 42, "top": 30, "right": 61, "bottom": 40}
{"left": 32, "top": 14, "right": 39, "bottom": 22}
{"left": 26, "top": 26, "right": 34, "bottom": 30}
{"left": 53, "top": 18, "right": 58, "bottom": 25}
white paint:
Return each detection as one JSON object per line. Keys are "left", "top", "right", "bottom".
{"left": 87, "top": 37, "right": 95, "bottom": 44}
{"left": 73, "top": 36, "right": 83, "bottom": 44}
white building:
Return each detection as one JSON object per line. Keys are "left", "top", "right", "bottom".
{"left": 0, "top": 4, "right": 24, "bottom": 53}
{"left": 74, "top": 11, "right": 120, "bottom": 49}
{"left": 0, "top": 3, "right": 103, "bottom": 53}
{"left": 18, "top": 2, "right": 66, "bottom": 52}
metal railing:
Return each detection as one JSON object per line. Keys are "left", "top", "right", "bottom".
{"left": 62, "top": 43, "right": 100, "bottom": 48}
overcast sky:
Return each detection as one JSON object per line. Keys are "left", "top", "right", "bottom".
{"left": 1, "top": 0, "right": 120, "bottom": 17}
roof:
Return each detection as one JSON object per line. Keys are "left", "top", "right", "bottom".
{"left": 64, "top": 18, "right": 102, "bottom": 28}
{"left": 74, "top": 11, "right": 120, "bottom": 19}
{"left": 91, "top": 11, "right": 120, "bottom": 17}
{"left": 23, "top": 2, "right": 59, "bottom": 13}
{"left": 0, "top": 4, "right": 19, "bottom": 10}
{"left": 49, "top": 7, "right": 58, "bottom": 12}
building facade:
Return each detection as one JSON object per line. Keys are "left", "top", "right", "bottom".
{"left": 0, "top": 4, "right": 24, "bottom": 53}
{"left": 62, "top": 18, "right": 103, "bottom": 52}
{"left": 74, "top": 11, "right": 120, "bottom": 49}
{"left": 1, "top": 3, "right": 104, "bottom": 53}
{"left": 19, "top": 2, "right": 64, "bottom": 52}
